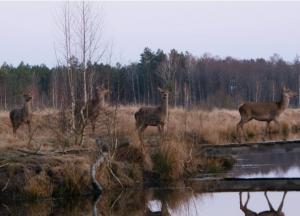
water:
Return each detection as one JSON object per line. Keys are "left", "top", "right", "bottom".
{"left": 227, "top": 149, "right": 300, "bottom": 178}
{"left": 1, "top": 189, "right": 299, "bottom": 215}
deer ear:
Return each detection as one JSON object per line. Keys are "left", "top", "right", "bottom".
{"left": 282, "top": 85, "right": 287, "bottom": 91}
{"left": 157, "top": 87, "right": 163, "bottom": 92}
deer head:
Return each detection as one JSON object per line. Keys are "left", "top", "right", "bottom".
{"left": 157, "top": 87, "right": 169, "bottom": 100}
{"left": 23, "top": 90, "right": 33, "bottom": 102}
{"left": 282, "top": 85, "right": 297, "bottom": 98}
{"left": 96, "top": 85, "right": 109, "bottom": 97}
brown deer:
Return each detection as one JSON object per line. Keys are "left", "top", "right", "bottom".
{"left": 135, "top": 87, "right": 169, "bottom": 149}
{"left": 9, "top": 91, "right": 33, "bottom": 135}
{"left": 237, "top": 86, "right": 297, "bottom": 141}
{"left": 75, "top": 85, "right": 109, "bottom": 132}
{"left": 240, "top": 191, "right": 287, "bottom": 216}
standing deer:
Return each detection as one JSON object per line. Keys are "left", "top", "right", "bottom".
{"left": 237, "top": 86, "right": 297, "bottom": 142}
{"left": 75, "top": 85, "right": 109, "bottom": 132}
{"left": 240, "top": 191, "right": 287, "bottom": 216}
{"left": 9, "top": 91, "right": 33, "bottom": 135}
{"left": 135, "top": 87, "right": 169, "bottom": 149}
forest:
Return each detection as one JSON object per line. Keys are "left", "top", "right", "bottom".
{"left": 1, "top": 48, "right": 299, "bottom": 110}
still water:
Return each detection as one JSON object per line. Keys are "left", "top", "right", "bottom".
{"left": 1, "top": 189, "right": 299, "bottom": 216}
{"left": 228, "top": 150, "right": 300, "bottom": 178}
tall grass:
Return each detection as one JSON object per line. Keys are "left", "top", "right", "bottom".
{"left": 1, "top": 106, "right": 300, "bottom": 192}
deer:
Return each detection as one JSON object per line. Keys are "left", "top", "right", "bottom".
{"left": 9, "top": 91, "right": 33, "bottom": 135}
{"left": 240, "top": 191, "right": 287, "bottom": 216}
{"left": 237, "top": 86, "right": 297, "bottom": 142}
{"left": 75, "top": 85, "right": 109, "bottom": 133}
{"left": 134, "top": 87, "right": 169, "bottom": 150}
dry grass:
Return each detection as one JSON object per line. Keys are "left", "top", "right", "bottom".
{"left": 115, "top": 106, "right": 300, "bottom": 179}
{"left": 1, "top": 105, "right": 299, "bottom": 196}
{"left": 152, "top": 139, "right": 189, "bottom": 179}
{"left": 54, "top": 160, "right": 91, "bottom": 195}
{"left": 117, "top": 106, "right": 300, "bottom": 145}
{"left": 1, "top": 106, "right": 300, "bottom": 152}
{"left": 23, "top": 171, "right": 53, "bottom": 198}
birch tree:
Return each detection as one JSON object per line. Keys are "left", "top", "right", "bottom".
{"left": 57, "top": 1, "right": 107, "bottom": 145}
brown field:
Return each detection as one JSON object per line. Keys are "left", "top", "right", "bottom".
{"left": 1, "top": 106, "right": 300, "bottom": 151}
{"left": 116, "top": 106, "right": 300, "bottom": 147}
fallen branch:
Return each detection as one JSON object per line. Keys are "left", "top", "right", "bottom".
{"left": 0, "top": 163, "right": 8, "bottom": 168}
{"left": 1, "top": 203, "right": 12, "bottom": 214}
{"left": 91, "top": 152, "right": 108, "bottom": 194}
{"left": 2, "top": 178, "right": 10, "bottom": 192}
{"left": 55, "top": 148, "right": 91, "bottom": 154}
{"left": 17, "top": 149, "right": 47, "bottom": 156}
{"left": 92, "top": 194, "right": 101, "bottom": 216}
{"left": 108, "top": 161, "right": 123, "bottom": 188}
{"left": 91, "top": 138, "right": 109, "bottom": 195}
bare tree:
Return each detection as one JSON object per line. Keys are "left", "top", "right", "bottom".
{"left": 56, "top": 1, "right": 108, "bottom": 146}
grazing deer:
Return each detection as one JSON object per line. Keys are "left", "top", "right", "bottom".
{"left": 135, "top": 87, "right": 169, "bottom": 149}
{"left": 9, "top": 91, "right": 33, "bottom": 135}
{"left": 240, "top": 191, "right": 287, "bottom": 216}
{"left": 237, "top": 86, "right": 297, "bottom": 142}
{"left": 75, "top": 85, "right": 109, "bottom": 132}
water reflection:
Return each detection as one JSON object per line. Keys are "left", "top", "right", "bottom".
{"left": 1, "top": 189, "right": 299, "bottom": 216}
{"left": 229, "top": 151, "right": 300, "bottom": 178}
{"left": 240, "top": 191, "right": 287, "bottom": 216}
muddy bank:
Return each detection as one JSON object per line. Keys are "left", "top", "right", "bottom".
{"left": 0, "top": 145, "right": 145, "bottom": 201}
{"left": 0, "top": 145, "right": 233, "bottom": 201}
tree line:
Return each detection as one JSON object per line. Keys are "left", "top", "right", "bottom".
{"left": 1, "top": 48, "right": 300, "bottom": 110}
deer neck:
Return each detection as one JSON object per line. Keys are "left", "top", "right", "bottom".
{"left": 161, "top": 96, "right": 168, "bottom": 115}
{"left": 279, "top": 93, "right": 290, "bottom": 111}
{"left": 99, "top": 96, "right": 106, "bottom": 107}
{"left": 93, "top": 93, "right": 103, "bottom": 107}
{"left": 24, "top": 101, "right": 32, "bottom": 114}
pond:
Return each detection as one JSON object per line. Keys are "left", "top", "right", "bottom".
{"left": 1, "top": 189, "right": 299, "bottom": 216}
{"left": 228, "top": 147, "right": 300, "bottom": 178}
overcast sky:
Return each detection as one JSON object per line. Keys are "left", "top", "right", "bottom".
{"left": 1, "top": 1, "right": 300, "bottom": 67}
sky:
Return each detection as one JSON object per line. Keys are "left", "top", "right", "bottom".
{"left": 1, "top": 1, "right": 300, "bottom": 67}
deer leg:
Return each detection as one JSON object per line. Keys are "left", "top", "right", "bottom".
{"left": 237, "top": 121, "right": 246, "bottom": 143}
{"left": 239, "top": 192, "right": 251, "bottom": 209}
{"left": 157, "top": 125, "right": 162, "bottom": 134}
{"left": 27, "top": 121, "right": 31, "bottom": 135}
{"left": 264, "top": 191, "right": 275, "bottom": 211}
{"left": 240, "top": 192, "right": 256, "bottom": 215}
{"left": 277, "top": 191, "right": 287, "bottom": 212}
{"left": 245, "top": 192, "right": 250, "bottom": 207}
{"left": 266, "top": 122, "right": 270, "bottom": 134}
{"left": 158, "top": 124, "right": 165, "bottom": 135}
{"left": 236, "top": 122, "right": 241, "bottom": 143}
{"left": 274, "top": 119, "right": 280, "bottom": 132}
{"left": 239, "top": 192, "right": 243, "bottom": 209}
{"left": 264, "top": 121, "right": 271, "bottom": 140}
{"left": 12, "top": 127, "right": 16, "bottom": 136}
{"left": 91, "top": 120, "right": 96, "bottom": 133}
{"left": 138, "top": 125, "right": 147, "bottom": 151}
